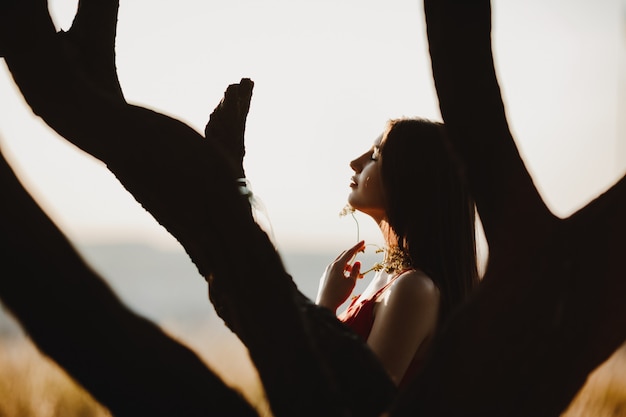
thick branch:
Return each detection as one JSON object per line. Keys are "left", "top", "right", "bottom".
{"left": 388, "top": 2, "right": 626, "bottom": 416}
{"left": 0, "top": 149, "right": 257, "bottom": 417}
{"left": 64, "top": 0, "right": 124, "bottom": 101}
{"left": 1, "top": 3, "right": 396, "bottom": 416}
{"left": 204, "top": 79, "right": 253, "bottom": 178}
{"left": 424, "top": 0, "right": 555, "bottom": 255}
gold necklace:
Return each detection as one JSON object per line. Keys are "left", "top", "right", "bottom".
{"left": 339, "top": 204, "right": 412, "bottom": 276}
{"left": 360, "top": 245, "right": 413, "bottom": 276}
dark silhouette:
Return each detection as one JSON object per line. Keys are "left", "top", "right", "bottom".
{"left": 389, "top": 1, "right": 626, "bottom": 416}
{"left": 0, "top": 1, "right": 624, "bottom": 417}
{"left": 0, "top": 1, "right": 394, "bottom": 416}
{"left": 0, "top": 152, "right": 256, "bottom": 417}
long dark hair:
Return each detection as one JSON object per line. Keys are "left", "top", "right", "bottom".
{"left": 379, "top": 118, "right": 479, "bottom": 324}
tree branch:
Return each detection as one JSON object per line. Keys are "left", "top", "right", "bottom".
{"left": 388, "top": 2, "right": 626, "bottom": 416}
{"left": 0, "top": 2, "right": 396, "bottom": 416}
{"left": 0, "top": 149, "right": 257, "bottom": 417}
{"left": 64, "top": 0, "right": 124, "bottom": 101}
{"left": 423, "top": 0, "right": 555, "bottom": 256}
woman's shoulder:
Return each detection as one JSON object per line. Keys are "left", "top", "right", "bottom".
{"left": 388, "top": 269, "right": 439, "bottom": 304}
{"left": 376, "top": 268, "right": 440, "bottom": 328}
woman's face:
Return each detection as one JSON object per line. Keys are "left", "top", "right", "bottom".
{"left": 348, "top": 134, "right": 387, "bottom": 221}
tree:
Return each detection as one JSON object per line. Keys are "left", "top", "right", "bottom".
{"left": 0, "top": 1, "right": 393, "bottom": 416}
{"left": 390, "top": 2, "right": 626, "bottom": 416}
{"left": 0, "top": 0, "right": 624, "bottom": 416}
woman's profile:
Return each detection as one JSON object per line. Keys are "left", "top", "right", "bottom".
{"left": 317, "top": 118, "right": 479, "bottom": 387}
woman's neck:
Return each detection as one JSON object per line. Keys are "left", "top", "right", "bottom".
{"left": 377, "top": 219, "right": 399, "bottom": 250}
{"left": 376, "top": 219, "right": 412, "bottom": 272}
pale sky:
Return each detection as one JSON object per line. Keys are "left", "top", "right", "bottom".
{"left": 0, "top": 0, "right": 624, "bottom": 255}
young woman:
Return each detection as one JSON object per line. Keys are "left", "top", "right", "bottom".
{"left": 316, "top": 118, "right": 479, "bottom": 388}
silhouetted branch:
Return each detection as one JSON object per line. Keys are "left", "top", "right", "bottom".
{"left": 0, "top": 2, "right": 395, "bottom": 416}
{"left": 0, "top": 149, "right": 257, "bottom": 417}
{"left": 64, "top": 0, "right": 124, "bottom": 101}
{"left": 205, "top": 79, "right": 253, "bottom": 178}
{"left": 388, "top": 1, "right": 626, "bottom": 416}
{"left": 423, "top": 0, "right": 555, "bottom": 254}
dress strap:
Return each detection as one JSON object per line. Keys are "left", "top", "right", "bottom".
{"left": 370, "top": 268, "right": 414, "bottom": 302}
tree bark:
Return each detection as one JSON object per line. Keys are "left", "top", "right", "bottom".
{"left": 388, "top": 1, "right": 626, "bottom": 416}
{"left": 0, "top": 1, "right": 395, "bottom": 416}
{"left": 4, "top": 1, "right": 621, "bottom": 416}
{"left": 0, "top": 150, "right": 257, "bottom": 417}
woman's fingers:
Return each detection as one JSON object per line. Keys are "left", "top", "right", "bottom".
{"left": 332, "top": 240, "right": 365, "bottom": 262}
{"left": 348, "top": 261, "right": 362, "bottom": 281}
{"left": 339, "top": 240, "right": 365, "bottom": 263}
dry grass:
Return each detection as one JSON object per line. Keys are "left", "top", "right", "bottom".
{"left": 0, "top": 338, "right": 111, "bottom": 417}
{"left": 561, "top": 347, "right": 626, "bottom": 417}
{"left": 0, "top": 320, "right": 271, "bottom": 417}
{"left": 158, "top": 319, "right": 272, "bottom": 416}
{"left": 1, "top": 326, "right": 625, "bottom": 417}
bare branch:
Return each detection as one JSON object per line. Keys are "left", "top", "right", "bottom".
{"left": 64, "top": 0, "right": 124, "bottom": 100}
{"left": 1, "top": 3, "right": 395, "bottom": 416}
{"left": 388, "top": 2, "right": 626, "bottom": 416}
{"left": 0, "top": 149, "right": 257, "bottom": 417}
{"left": 423, "top": 0, "right": 555, "bottom": 253}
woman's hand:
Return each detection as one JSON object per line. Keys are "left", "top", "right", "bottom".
{"left": 316, "top": 240, "right": 365, "bottom": 313}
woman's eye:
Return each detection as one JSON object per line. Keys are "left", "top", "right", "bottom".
{"left": 370, "top": 149, "right": 380, "bottom": 161}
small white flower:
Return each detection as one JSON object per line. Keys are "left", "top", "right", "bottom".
{"left": 339, "top": 204, "right": 356, "bottom": 218}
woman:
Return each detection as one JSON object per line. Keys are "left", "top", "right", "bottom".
{"left": 316, "top": 117, "right": 479, "bottom": 388}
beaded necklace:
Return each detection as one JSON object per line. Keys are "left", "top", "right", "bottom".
{"left": 360, "top": 245, "right": 413, "bottom": 276}
{"left": 340, "top": 204, "right": 413, "bottom": 277}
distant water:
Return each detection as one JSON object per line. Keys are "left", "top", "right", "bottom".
{"left": 0, "top": 242, "right": 383, "bottom": 338}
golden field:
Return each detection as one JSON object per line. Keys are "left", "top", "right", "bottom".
{"left": 1, "top": 324, "right": 625, "bottom": 417}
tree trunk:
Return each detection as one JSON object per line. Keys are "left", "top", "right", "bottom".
{"left": 1, "top": 1, "right": 624, "bottom": 416}
{"left": 0, "top": 1, "right": 395, "bottom": 416}
{"left": 0, "top": 150, "right": 257, "bottom": 417}
{"left": 388, "top": 1, "right": 626, "bottom": 416}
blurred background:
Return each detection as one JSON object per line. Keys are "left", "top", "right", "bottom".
{"left": 0, "top": 0, "right": 625, "bottom": 415}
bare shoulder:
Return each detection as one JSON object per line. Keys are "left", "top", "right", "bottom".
{"left": 376, "top": 269, "right": 440, "bottom": 327}
{"left": 390, "top": 269, "right": 439, "bottom": 302}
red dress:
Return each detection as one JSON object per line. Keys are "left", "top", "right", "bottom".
{"left": 338, "top": 272, "right": 422, "bottom": 389}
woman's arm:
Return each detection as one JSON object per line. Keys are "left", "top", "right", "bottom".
{"left": 367, "top": 271, "right": 439, "bottom": 385}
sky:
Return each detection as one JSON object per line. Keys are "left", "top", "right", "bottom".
{"left": 0, "top": 0, "right": 624, "bottom": 255}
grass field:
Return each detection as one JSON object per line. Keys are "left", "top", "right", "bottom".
{"left": 0, "top": 323, "right": 269, "bottom": 417}
{"left": 1, "top": 331, "right": 625, "bottom": 417}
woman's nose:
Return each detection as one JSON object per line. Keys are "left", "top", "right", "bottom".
{"left": 350, "top": 153, "right": 366, "bottom": 172}
{"left": 349, "top": 158, "right": 360, "bottom": 172}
